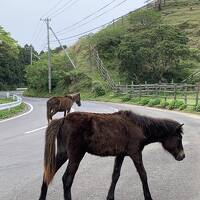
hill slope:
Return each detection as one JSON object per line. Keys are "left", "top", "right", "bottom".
{"left": 26, "top": 0, "right": 200, "bottom": 96}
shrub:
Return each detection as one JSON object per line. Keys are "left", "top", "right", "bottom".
{"left": 121, "top": 95, "right": 132, "bottom": 102}
{"left": 139, "top": 98, "right": 150, "bottom": 105}
{"left": 175, "top": 100, "right": 184, "bottom": 108}
{"left": 179, "top": 104, "right": 187, "bottom": 110}
{"left": 195, "top": 104, "right": 200, "bottom": 112}
{"left": 129, "top": 97, "right": 141, "bottom": 103}
{"left": 160, "top": 99, "right": 169, "bottom": 108}
{"left": 168, "top": 100, "right": 176, "bottom": 110}
{"left": 168, "top": 100, "right": 184, "bottom": 110}
{"left": 92, "top": 81, "right": 106, "bottom": 97}
{"left": 147, "top": 98, "right": 161, "bottom": 107}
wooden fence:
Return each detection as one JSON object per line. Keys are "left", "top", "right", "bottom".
{"left": 116, "top": 83, "right": 200, "bottom": 106}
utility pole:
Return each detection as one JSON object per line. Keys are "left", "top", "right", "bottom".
{"left": 41, "top": 18, "right": 52, "bottom": 94}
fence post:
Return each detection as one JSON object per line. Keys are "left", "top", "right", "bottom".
{"left": 139, "top": 84, "right": 142, "bottom": 99}
{"left": 156, "top": 83, "right": 159, "bottom": 96}
{"left": 126, "top": 84, "right": 128, "bottom": 94}
{"left": 131, "top": 81, "right": 134, "bottom": 96}
{"left": 195, "top": 83, "right": 200, "bottom": 106}
{"left": 145, "top": 81, "right": 147, "bottom": 95}
{"left": 184, "top": 84, "right": 187, "bottom": 105}
{"left": 174, "top": 84, "right": 177, "bottom": 100}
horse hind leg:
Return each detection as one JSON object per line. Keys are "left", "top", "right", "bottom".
{"left": 64, "top": 110, "right": 67, "bottom": 117}
{"left": 50, "top": 109, "right": 58, "bottom": 122}
{"left": 107, "top": 155, "right": 125, "bottom": 200}
{"left": 39, "top": 152, "right": 68, "bottom": 200}
{"left": 62, "top": 152, "right": 85, "bottom": 200}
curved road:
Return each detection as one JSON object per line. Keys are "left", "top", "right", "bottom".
{"left": 0, "top": 97, "right": 200, "bottom": 200}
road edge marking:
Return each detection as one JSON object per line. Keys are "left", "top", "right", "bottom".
{"left": 25, "top": 126, "right": 47, "bottom": 134}
{"left": 0, "top": 101, "right": 33, "bottom": 123}
{"left": 25, "top": 107, "right": 75, "bottom": 134}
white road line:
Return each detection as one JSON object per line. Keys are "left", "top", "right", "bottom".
{"left": 0, "top": 102, "right": 33, "bottom": 123}
{"left": 25, "top": 126, "right": 47, "bottom": 134}
{"left": 25, "top": 108, "right": 75, "bottom": 134}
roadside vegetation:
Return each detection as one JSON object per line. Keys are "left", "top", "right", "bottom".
{"left": 0, "top": 98, "right": 13, "bottom": 104}
{"left": 0, "top": 103, "right": 27, "bottom": 120}
{"left": 81, "top": 91, "right": 200, "bottom": 114}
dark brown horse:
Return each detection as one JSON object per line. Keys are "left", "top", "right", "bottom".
{"left": 46, "top": 93, "right": 81, "bottom": 123}
{"left": 39, "top": 110, "right": 185, "bottom": 200}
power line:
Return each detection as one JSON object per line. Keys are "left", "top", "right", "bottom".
{"left": 57, "top": 0, "right": 128, "bottom": 36}
{"left": 49, "top": 0, "right": 81, "bottom": 18}
{"left": 44, "top": 0, "right": 74, "bottom": 18}
{"left": 55, "top": 0, "right": 118, "bottom": 34}
{"left": 53, "top": 19, "right": 116, "bottom": 42}
{"left": 40, "top": 0, "right": 66, "bottom": 18}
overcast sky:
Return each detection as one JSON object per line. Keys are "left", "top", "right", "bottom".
{"left": 1, "top": 0, "right": 145, "bottom": 52}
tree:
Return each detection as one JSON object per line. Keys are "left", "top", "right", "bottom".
{"left": 117, "top": 25, "right": 190, "bottom": 83}
{"left": 0, "top": 26, "right": 37, "bottom": 89}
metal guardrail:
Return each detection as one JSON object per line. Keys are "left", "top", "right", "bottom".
{"left": 0, "top": 94, "right": 22, "bottom": 111}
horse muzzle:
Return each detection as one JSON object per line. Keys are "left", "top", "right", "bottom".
{"left": 175, "top": 150, "right": 185, "bottom": 161}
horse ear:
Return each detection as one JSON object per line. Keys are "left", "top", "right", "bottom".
{"left": 176, "top": 124, "right": 184, "bottom": 131}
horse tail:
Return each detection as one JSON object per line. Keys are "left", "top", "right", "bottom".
{"left": 47, "top": 100, "right": 51, "bottom": 123}
{"left": 44, "top": 118, "right": 64, "bottom": 185}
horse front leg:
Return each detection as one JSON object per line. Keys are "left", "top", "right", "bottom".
{"left": 39, "top": 152, "right": 68, "bottom": 200}
{"left": 107, "top": 155, "right": 125, "bottom": 200}
{"left": 131, "top": 152, "right": 153, "bottom": 200}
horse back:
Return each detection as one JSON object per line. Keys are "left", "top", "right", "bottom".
{"left": 62, "top": 112, "right": 144, "bottom": 157}
{"left": 47, "top": 96, "right": 72, "bottom": 111}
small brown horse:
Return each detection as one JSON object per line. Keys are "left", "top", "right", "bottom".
{"left": 46, "top": 93, "right": 81, "bottom": 123}
{"left": 39, "top": 110, "right": 185, "bottom": 200}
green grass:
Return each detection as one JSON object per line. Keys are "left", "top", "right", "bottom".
{"left": 0, "top": 103, "right": 27, "bottom": 119}
{"left": 162, "top": 0, "right": 200, "bottom": 49}
{"left": 0, "top": 98, "right": 13, "bottom": 104}
{"left": 81, "top": 91, "right": 200, "bottom": 114}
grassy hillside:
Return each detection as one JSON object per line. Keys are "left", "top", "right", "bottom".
{"left": 26, "top": 0, "right": 200, "bottom": 97}
{"left": 161, "top": 0, "right": 200, "bottom": 48}
{"left": 71, "top": 0, "right": 200, "bottom": 82}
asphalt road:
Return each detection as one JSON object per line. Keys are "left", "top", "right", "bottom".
{"left": 0, "top": 97, "right": 200, "bottom": 200}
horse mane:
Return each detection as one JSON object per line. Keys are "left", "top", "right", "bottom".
{"left": 65, "top": 93, "right": 80, "bottom": 101}
{"left": 117, "top": 110, "right": 182, "bottom": 139}
{"left": 65, "top": 95, "right": 73, "bottom": 100}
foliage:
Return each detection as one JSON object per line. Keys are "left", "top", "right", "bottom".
{"left": 147, "top": 98, "right": 161, "bottom": 107}
{"left": 121, "top": 94, "right": 132, "bottom": 102}
{"left": 92, "top": 26, "right": 124, "bottom": 61}
{"left": 0, "top": 98, "right": 13, "bottom": 104}
{"left": 129, "top": 9, "right": 162, "bottom": 28}
{"left": 92, "top": 81, "right": 106, "bottom": 97}
{"left": 159, "top": 99, "right": 169, "bottom": 108}
{"left": 168, "top": 100, "right": 184, "bottom": 110}
{"left": 0, "top": 103, "right": 26, "bottom": 119}
{"left": 0, "top": 26, "right": 35, "bottom": 89}
{"left": 179, "top": 103, "right": 187, "bottom": 110}
{"left": 195, "top": 104, "right": 200, "bottom": 112}
{"left": 57, "top": 70, "right": 92, "bottom": 93}
{"left": 117, "top": 25, "right": 190, "bottom": 83}
{"left": 139, "top": 98, "right": 150, "bottom": 105}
